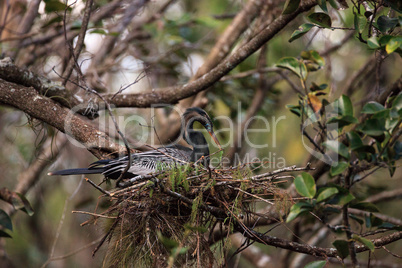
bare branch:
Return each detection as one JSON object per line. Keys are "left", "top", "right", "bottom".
{"left": 231, "top": 233, "right": 277, "bottom": 268}
{"left": 62, "top": 0, "right": 94, "bottom": 84}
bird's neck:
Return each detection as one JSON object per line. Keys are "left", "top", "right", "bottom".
{"left": 184, "top": 122, "right": 210, "bottom": 165}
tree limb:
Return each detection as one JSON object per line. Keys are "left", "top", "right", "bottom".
{"left": 0, "top": 78, "right": 126, "bottom": 158}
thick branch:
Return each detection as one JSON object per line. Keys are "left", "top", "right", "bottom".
{"left": 103, "top": 0, "right": 317, "bottom": 108}
{"left": 240, "top": 227, "right": 402, "bottom": 258}
{"left": 0, "top": 1, "right": 317, "bottom": 113}
{"left": 0, "top": 57, "right": 82, "bottom": 110}
{"left": 0, "top": 79, "right": 126, "bottom": 158}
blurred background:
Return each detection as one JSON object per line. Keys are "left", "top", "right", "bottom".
{"left": 0, "top": 0, "right": 401, "bottom": 267}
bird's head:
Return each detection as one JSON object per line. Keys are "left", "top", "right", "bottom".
{"left": 182, "top": 107, "right": 221, "bottom": 149}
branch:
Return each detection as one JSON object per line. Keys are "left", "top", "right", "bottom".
{"left": 0, "top": 78, "right": 126, "bottom": 158}
{"left": 309, "top": 76, "right": 402, "bottom": 179}
{"left": 162, "top": 0, "right": 266, "bottom": 141}
{"left": 194, "top": 0, "right": 264, "bottom": 80}
{"left": 366, "top": 188, "right": 402, "bottom": 204}
{"left": 0, "top": 1, "right": 317, "bottom": 118}
{"left": 225, "top": 45, "right": 274, "bottom": 162}
{"left": 62, "top": 0, "right": 94, "bottom": 84}
{"left": 348, "top": 208, "right": 402, "bottom": 226}
{"left": 14, "top": 135, "right": 67, "bottom": 195}
{"left": 231, "top": 233, "right": 277, "bottom": 268}
{"left": 0, "top": 57, "right": 83, "bottom": 112}
{"left": 239, "top": 226, "right": 402, "bottom": 258}
{"left": 104, "top": 0, "right": 317, "bottom": 108}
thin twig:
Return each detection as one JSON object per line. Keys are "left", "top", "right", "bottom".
{"left": 85, "top": 177, "right": 111, "bottom": 196}
{"left": 71, "top": 210, "right": 117, "bottom": 219}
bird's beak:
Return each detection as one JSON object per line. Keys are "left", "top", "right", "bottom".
{"left": 208, "top": 131, "right": 222, "bottom": 149}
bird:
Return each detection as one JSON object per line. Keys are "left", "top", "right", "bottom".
{"left": 48, "top": 107, "right": 221, "bottom": 186}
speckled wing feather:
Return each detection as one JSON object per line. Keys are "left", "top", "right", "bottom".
{"left": 89, "top": 145, "right": 193, "bottom": 179}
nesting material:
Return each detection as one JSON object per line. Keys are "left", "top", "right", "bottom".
{"left": 78, "top": 164, "right": 305, "bottom": 267}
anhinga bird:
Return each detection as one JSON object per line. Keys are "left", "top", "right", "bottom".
{"left": 48, "top": 107, "right": 221, "bottom": 185}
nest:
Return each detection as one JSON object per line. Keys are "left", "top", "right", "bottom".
{"left": 78, "top": 164, "right": 306, "bottom": 267}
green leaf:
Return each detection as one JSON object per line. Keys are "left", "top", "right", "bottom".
{"left": 394, "top": 141, "right": 402, "bottom": 160}
{"left": 349, "top": 214, "right": 364, "bottom": 225}
{"left": 372, "top": 109, "right": 391, "bottom": 119}
{"left": 347, "top": 131, "right": 363, "bottom": 150}
{"left": 365, "top": 214, "right": 384, "bottom": 228}
{"left": 305, "top": 104, "right": 320, "bottom": 123}
{"left": 308, "top": 12, "right": 332, "bottom": 28}
{"left": 333, "top": 240, "right": 349, "bottom": 259}
{"left": 360, "top": 118, "right": 386, "bottom": 137}
{"left": 323, "top": 206, "right": 341, "bottom": 214}
{"left": 353, "top": 145, "right": 376, "bottom": 154}
{"left": 338, "top": 192, "right": 355, "bottom": 206}
{"left": 157, "top": 231, "right": 179, "bottom": 250}
{"left": 0, "top": 230, "right": 12, "bottom": 238}
{"left": 330, "top": 190, "right": 355, "bottom": 206}
{"left": 384, "top": 0, "right": 402, "bottom": 12}
{"left": 330, "top": 161, "right": 349, "bottom": 176}
{"left": 316, "top": 187, "right": 339, "bottom": 202}
{"left": 304, "top": 260, "right": 326, "bottom": 268}
{"left": 338, "top": 95, "right": 353, "bottom": 116}
{"left": 282, "top": 0, "right": 300, "bottom": 14}
{"left": 289, "top": 23, "right": 315, "bottom": 42}
{"left": 317, "top": 0, "right": 328, "bottom": 13}
{"left": 392, "top": 93, "right": 402, "bottom": 110}
{"left": 350, "top": 202, "right": 379, "bottom": 212}
{"left": 286, "top": 202, "right": 313, "bottom": 223}
{"left": 327, "top": 0, "right": 348, "bottom": 10}
{"left": 386, "top": 37, "right": 402, "bottom": 54}
{"left": 327, "top": 115, "right": 358, "bottom": 128}
{"left": 354, "top": 14, "right": 367, "bottom": 33}
{"left": 378, "top": 222, "right": 402, "bottom": 231}
{"left": 352, "top": 234, "right": 375, "bottom": 252}
{"left": 44, "top": 0, "right": 71, "bottom": 13}
{"left": 389, "top": 107, "right": 400, "bottom": 119}
{"left": 322, "top": 140, "right": 350, "bottom": 159}
{"left": 310, "top": 51, "right": 325, "bottom": 66}
{"left": 70, "top": 20, "right": 83, "bottom": 30}
{"left": 12, "top": 193, "right": 34, "bottom": 216}
{"left": 367, "top": 36, "right": 380, "bottom": 49}
{"left": 286, "top": 104, "right": 301, "bottom": 117}
{"left": 377, "top": 15, "right": 399, "bottom": 33}
{"left": 330, "top": 95, "right": 353, "bottom": 117}
{"left": 294, "top": 173, "right": 316, "bottom": 198}
{"left": 184, "top": 224, "right": 208, "bottom": 233}
{"left": 276, "top": 57, "right": 308, "bottom": 80}
{"left": 0, "top": 209, "right": 12, "bottom": 231}
{"left": 385, "top": 118, "right": 399, "bottom": 132}
{"left": 379, "top": 35, "right": 394, "bottom": 46}
{"left": 361, "top": 102, "right": 385, "bottom": 114}
{"left": 194, "top": 16, "right": 219, "bottom": 28}
{"left": 310, "top": 83, "right": 328, "bottom": 91}
{"left": 301, "top": 50, "right": 325, "bottom": 67}
{"left": 41, "top": 16, "right": 63, "bottom": 28}
{"left": 90, "top": 29, "right": 108, "bottom": 35}
{"left": 171, "top": 246, "right": 189, "bottom": 256}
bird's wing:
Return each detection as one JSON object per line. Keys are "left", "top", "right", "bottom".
{"left": 89, "top": 146, "right": 192, "bottom": 178}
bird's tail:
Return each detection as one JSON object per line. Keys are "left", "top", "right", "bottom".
{"left": 47, "top": 168, "right": 105, "bottom": 176}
